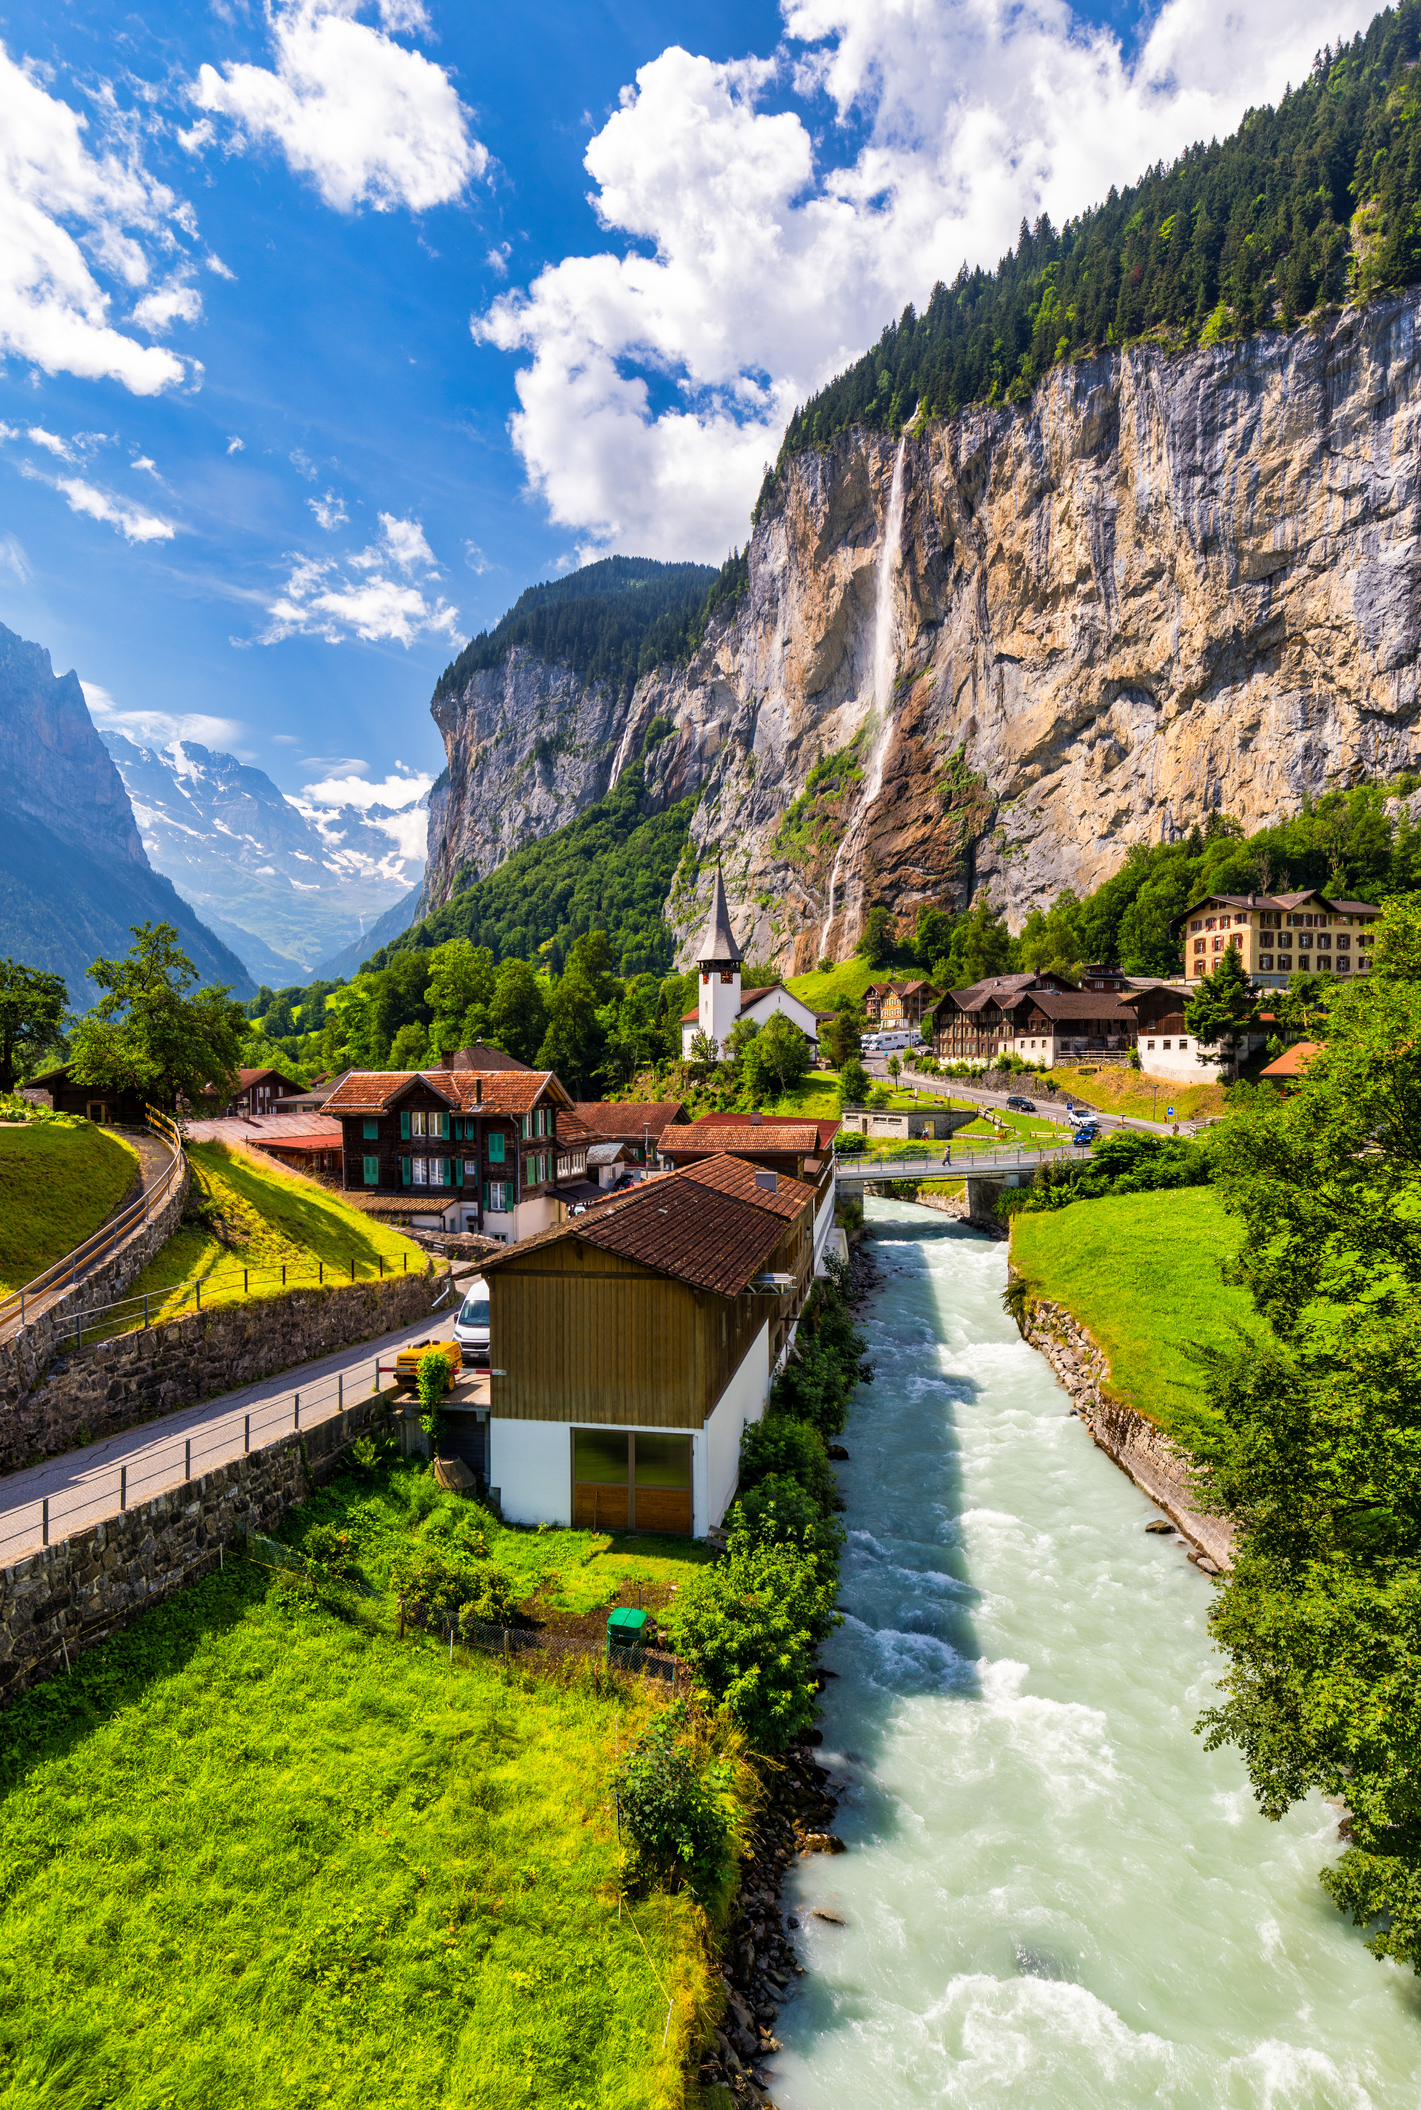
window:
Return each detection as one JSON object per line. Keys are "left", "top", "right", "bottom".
{"left": 1147, "top": 1039, "right": 1155, "bottom": 1050}
{"left": 1278, "top": 955, "right": 1292, "bottom": 970}
{"left": 1299, "top": 933, "right": 1312, "bottom": 949}
{"left": 1194, "top": 938, "right": 1205, "bottom": 954}
{"left": 1337, "top": 934, "right": 1351, "bottom": 950}
{"left": 1212, "top": 937, "right": 1223, "bottom": 952}
{"left": 1205, "top": 917, "right": 1216, "bottom": 930}
{"left": 1162, "top": 1039, "right": 1172, "bottom": 1050}
{"left": 488, "top": 1131, "right": 505, "bottom": 1163}
{"left": 1191, "top": 920, "right": 1202, "bottom": 932}
{"left": 1260, "top": 955, "right": 1273, "bottom": 970}
{"left": 412, "top": 1157, "right": 428, "bottom": 1186}
{"left": 363, "top": 1117, "right": 378, "bottom": 1140}
{"left": 574, "top": 1428, "right": 628, "bottom": 1484}
{"left": 464, "top": 1157, "right": 478, "bottom": 1179}
{"left": 486, "top": 1180, "right": 509, "bottom": 1213}
{"left": 1336, "top": 957, "right": 1351, "bottom": 971}
{"left": 363, "top": 1154, "right": 378, "bottom": 1185}
{"left": 411, "top": 1110, "right": 427, "bottom": 1137}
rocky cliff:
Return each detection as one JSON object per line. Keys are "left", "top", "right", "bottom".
{"left": 424, "top": 294, "right": 1421, "bottom": 971}
{"left": 0, "top": 625, "right": 253, "bottom": 1004}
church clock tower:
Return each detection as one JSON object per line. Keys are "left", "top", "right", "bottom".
{"left": 695, "top": 864, "right": 742, "bottom": 1057}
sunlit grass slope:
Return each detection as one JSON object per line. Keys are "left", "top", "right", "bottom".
{"left": 0, "top": 1123, "right": 138, "bottom": 1291}
{"left": 1011, "top": 1186, "right": 1261, "bottom": 1455}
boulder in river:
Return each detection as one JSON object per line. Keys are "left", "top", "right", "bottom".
{"left": 1145, "top": 1520, "right": 1175, "bottom": 1534}
{"left": 811, "top": 1908, "right": 847, "bottom": 1925}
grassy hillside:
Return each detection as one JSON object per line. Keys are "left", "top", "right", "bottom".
{"left": 1052, "top": 1064, "right": 1228, "bottom": 1124}
{"left": 0, "top": 1469, "right": 711, "bottom": 2110}
{"left": 786, "top": 956, "right": 892, "bottom": 1011}
{"left": 0, "top": 1122, "right": 139, "bottom": 1291}
{"left": 1010, "top": 1186, "right": 1259, "bottom": 1455}
{"left": 112, "top": 1143, "right": 428, "bottom": 1328}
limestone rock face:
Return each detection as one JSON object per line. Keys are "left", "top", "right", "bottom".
{"left": 423, "top": 295, "right": 1421, "bottom": 971}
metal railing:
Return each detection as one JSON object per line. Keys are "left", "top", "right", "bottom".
{"left": 0, "top": 1107, "right": 184, "bottom": 1335}
{"left": 833, "top": 1137, "right": 1087, "bottom": 1175}
{"left": 53, "top": 1249, "right": 426, "bottom": 1355}
{"left": 0, "top": 1353, "right": 394, "bottom": 1567}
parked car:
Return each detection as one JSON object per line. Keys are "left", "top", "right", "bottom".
{"left": 453, "top": 1277, "right": 490, "bottom": 1366}
{"left": 1005, "top": 1095, "right": 1036, "bottom": 1113}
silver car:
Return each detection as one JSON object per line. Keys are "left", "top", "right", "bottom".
{"left": 453, "top": 1278, "right": 490, "bottom": 1366}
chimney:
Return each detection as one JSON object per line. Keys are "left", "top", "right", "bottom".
{"left": 474, "top": 1078, "right": 482, "bottom": 1108}
{"left": 755, "top": 1170, "right": 777, "bottom": 1194}
{"left": 749, "top": 1111, "right": 762, "bottom": 1126}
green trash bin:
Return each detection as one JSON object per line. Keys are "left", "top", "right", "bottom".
{"left": 607, "top": 1606, "right": 650, "bottom": 1661}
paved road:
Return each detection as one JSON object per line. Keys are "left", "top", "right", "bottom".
{"left": 0, "top": 1299, "right": 462, "bottom": 1567}
{"left": 861, "top": 1060, "right": 1202, "bottom": 1136}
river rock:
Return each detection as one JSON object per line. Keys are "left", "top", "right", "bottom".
{"left": 827, "top": 1445, "right": 850, "bottom": 1460}
{"left": 1195, "top": 1557, "right": 1221, "bottom": 1575}
{"left": 811, "top": 1907, "right": 847, "bottom": 1925}
{"left": 1144, "top": 1520, "right": 1175, "bottom": 1534}
{"left": 800, "top": 1832, "right": 847, "bottom": 1854}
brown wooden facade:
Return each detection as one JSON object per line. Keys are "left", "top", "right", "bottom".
{"left": 331, "top": 1075, "right": 565, "bottom": 1225}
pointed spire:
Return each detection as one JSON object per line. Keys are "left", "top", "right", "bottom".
{"left": 695, "top": 863, "right": 743, "bottom": 966}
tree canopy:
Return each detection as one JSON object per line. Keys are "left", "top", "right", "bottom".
{"left": 68, "top": 922, "right": 246, "bottom": 1113}
{"left": 0, "top": 957, "right": 68, "bottom": 1093}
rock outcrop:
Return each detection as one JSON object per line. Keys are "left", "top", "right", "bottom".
{"left": 423, "top": 295, "right": 1421, "bottom": 971}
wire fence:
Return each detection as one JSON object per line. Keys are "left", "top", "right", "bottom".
{"left": 0, "top": 1351, "right": 395, "bottom": 1568}
{"left": 53, "top": 1249, "right": 432, "bottom": 1355}
{"left": 834, "top": 1138, "right": 1090, "bottom": 1175}
{"left": 0, "top": 1108, "right": 184, "bottom": 1335}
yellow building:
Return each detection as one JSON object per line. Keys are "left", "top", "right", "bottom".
{"left": 1171, "top": 889, "right": 1380, "bottom": 991}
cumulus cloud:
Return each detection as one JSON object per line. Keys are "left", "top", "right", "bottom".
{"left": 131, "top": 279, "right": 203, "bottom": 333}
{"left": 82, "top": 680, "right": 246, "bottom": 750}
{"left": 193, "top": 0, "right": 486, "bottom": 213}
{"left": 292, "top": 768, "right": 431, "bottom": 861}
{"left": 0, "top": 43, "right": 198, "bottom": 396}
{"left": 226, "top": 434, "right": 245, "bottom": 453}
{"left": 480, "top": 0, "right": 1361, "bottom": 558}
{"left": 308, "top": 488, "right": 348, "bottom": 528}
{"left": 260, "top": 512, "right": 460, "bottom": 645}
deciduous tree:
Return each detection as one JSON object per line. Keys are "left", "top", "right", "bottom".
{"left": 68, "top": 922, "right": 246, "bottom": 1113}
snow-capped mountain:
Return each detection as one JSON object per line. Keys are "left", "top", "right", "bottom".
{"left": 101, "top": 733, "right": 424, "bottom": 977}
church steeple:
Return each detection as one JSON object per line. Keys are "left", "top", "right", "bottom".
{"left": 695, "top": 864, "right": 742, "bottom": 1055}
{"left": 695, "top": 863, "right": 743, "bottom": 968}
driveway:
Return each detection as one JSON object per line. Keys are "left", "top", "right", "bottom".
{"left": 0, "top": 1302, "right": 461, "bottom": 1566}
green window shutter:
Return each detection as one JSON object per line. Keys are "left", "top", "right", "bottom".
{"left": 399, "top": 1110, "right": 410, "bottom": 1140}
{"left": 489, "top": 1131, "right": 504, "bottom": 1164}
{"left": 363, "top": 1117, "right": 378, "bottom": 1140}
{"left": 363, "top": 1155, "right": 378, "bottom": 1185}
{"left": 400, "top": 1157, "right": 412, "bottom": 1187}
{"left": 483, "top": 1182, "right": 490, "bottom": 1211}
{"left": 453, "top": 1157, "right": 463, "bottom": 1186}
{"left": 441, "top": 1158, "right": 450, "bottom": 1186}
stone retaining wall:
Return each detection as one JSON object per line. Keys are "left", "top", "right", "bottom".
{"left": 0, "top": 1269, "right": 443, "bottom": 1476}
{"left": 0, "top": 1384, "right": 396, "bottom": 1701}
{"left": 0, "top": 1144, "right": 191, "bottom": 1403}
{"left": 1022, "top": 1296, "right": 1233, "bottom": 1571}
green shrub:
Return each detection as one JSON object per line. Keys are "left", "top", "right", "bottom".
{"left": 739, "top": 1416, "right": 836, "bottom": 1516}
{"left": 388, "top": 1547, "right": 517, "bottom": 1629}
{"left": 673, "top": 1535, "right": 840, "bottom": 1750}
{"left": 417, "top": 1344, "right": 457, "bottom": 1440}
{"left": 614, "top": 1708, "right": 728, "bottom": 1900}
{"left": 732, "top": 1473, "right": 843, "bottom": 1555}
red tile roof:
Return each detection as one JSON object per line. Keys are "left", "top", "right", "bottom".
{"left": 571, "top": 1100, "right": 690, "bottom": 1141}
{"left": 677, "top": 1152, "right": 815, "bottom": 1219}
{"left": 689, "top": 1109, "right": 840, "bottom": 1149}
{"left": 660, "top": 1120, "right": 820, "bottom": 1157}
{"left": 481, "top": 1165, "right": 786, "bottom": 1297}
{"left": 1260, "top": 1040, "right": 1320, "bottom": 1079}
{"left": 322, "top": 1067, "right": 571, "bottom": 1117}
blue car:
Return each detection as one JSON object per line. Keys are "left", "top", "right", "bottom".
{"left": 1072, "top": 1124, "right": 1098, "bottom": 1147}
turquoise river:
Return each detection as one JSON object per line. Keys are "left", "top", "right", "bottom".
{"left": 771, "top": 1197, "right": 1421, "bottom": 2108}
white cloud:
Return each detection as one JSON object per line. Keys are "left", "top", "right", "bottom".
{"left": 131, "top": 280, "right": 203, "bottom": 333}
{"left": 486, "top": 240, "right": 511, "bottom": 276}
{"left": 25, "top": 425, "right": 74, "bottom": 460}
{"left": 205, "top": 250, "right": 235, "bottom": 279}
{"left": 308, "top": 488, "right": 348, "bottom": 528}
{"left": 0, "top": 533, "right": 31, "bottom": 581}
{"left": 226, "top": 434, "right": 245, "bottom": 453}
{"left": 298, "top": 768, "right": 430, "bottom": 808}
{"left": 131, "top": 454, "right": 158, "bottom": 475}
{"left": 193, "top": 0, "right": 486, "bottom": 213}
{"left": 259, "top": 512, "right": 459, "bottom": 645}
{"left": 0, "top": 42, "right": 195, "bottom": 396}
{"left": 83, "top": 680, "right": 246, "bottom": 751}
{"left": 464, "top": 540, "right": 491, "bottom": 574}
{"left": 290, "top": 447, "right": 317, "bottom": 478}
{"left": 479, "top": 1, "right": 1364, "bottom": 558}
{"left": 20, "top": 463, "right": 175, "bottom": 542}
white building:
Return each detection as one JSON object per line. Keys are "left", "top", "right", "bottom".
{"left": 679, "top": 866, "right": 823, "bottom": 1060}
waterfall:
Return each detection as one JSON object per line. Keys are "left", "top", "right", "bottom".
{"left": 819, "top": 437, "right": 907, "bottom": 958}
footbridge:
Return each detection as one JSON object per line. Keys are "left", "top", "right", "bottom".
{"left": 834, "top": 1140, "right": 1090, "bottom": 1222}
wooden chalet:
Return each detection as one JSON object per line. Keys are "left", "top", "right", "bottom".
{"left": 322, "top": 1055, "right": 575, "bottom": 1242}
{"left": 570, "top": 1100, "right": 691, "bottom": 1172}
{"left": 26, "top": 1064, "right": 151, "bottom": 1127}
{"left": 479, "top": 1154, "right": 819, "bottom": 1535}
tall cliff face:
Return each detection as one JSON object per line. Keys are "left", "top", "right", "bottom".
{"left": 424, "top": 295, "right": 1421, "bottom": 970}
{"left": 0, "top": 629, "right": 147, "bottom": 868}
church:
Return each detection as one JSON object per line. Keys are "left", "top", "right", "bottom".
{"left": 679, "top": 867, "right": 826, "bottom": 1061}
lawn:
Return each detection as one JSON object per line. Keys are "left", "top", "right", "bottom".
{"left": 1009, "top": 1186, "right": 1262, "bottom": 1455}
{"left": 0, "top": 1460, "right": 719, "bottom": 2110}
{"left": 1050, "top": 1064, "right": 1228, "bottom": 1125}
{"left": 784, "top": 956, "right": 883, "bottom": 1011}
{"left": 105, "top": 1143, "right": 431, "bottom": 1332}
{"left": 0, "top": 1123, "right": 138, "bottom": 1291}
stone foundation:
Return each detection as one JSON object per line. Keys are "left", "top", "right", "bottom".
{"left": 0, "top": 1269, "right": 443, "bottom": 1476}
{"left": 1021, "top": 1296, "right": 1233, "bottom": 1572}
{"left": 0, "top": 1384, "right": 396, "bottom": 1701}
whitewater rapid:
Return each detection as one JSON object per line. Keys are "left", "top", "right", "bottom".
{"left": 771, "top": 1199, "right": 1421, "bottom": 2108}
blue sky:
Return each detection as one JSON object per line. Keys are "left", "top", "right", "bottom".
{"left": 0, "top": 0, "right": 1370, "bottom": 833}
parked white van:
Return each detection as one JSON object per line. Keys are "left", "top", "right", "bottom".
{"left": 453, "top": 1277, "right": 490, "bottom": 1366}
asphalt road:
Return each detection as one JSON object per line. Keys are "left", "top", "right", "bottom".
{"left": 861, "top": 1059, "right": 1202, "bottom": 1135}
{"left": 0, "top": 1301, "right": 462, "bottom": 1567}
